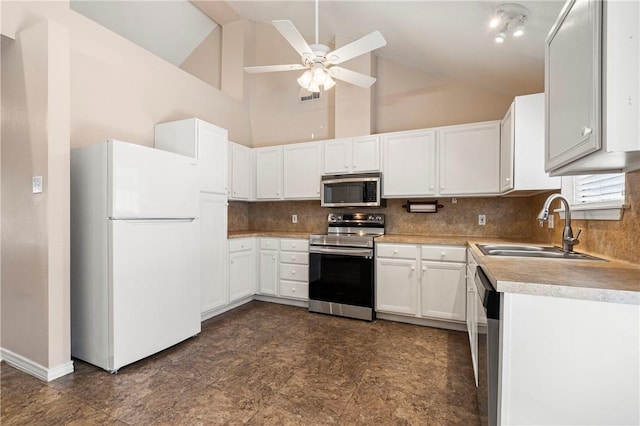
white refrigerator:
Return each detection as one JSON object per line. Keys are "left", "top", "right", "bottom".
{"left": 70, "top": 140, "right": 200, "bottom": 372}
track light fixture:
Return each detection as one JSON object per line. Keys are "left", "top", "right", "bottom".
{"left": 489, "top": 3, "right": 529, "bottom": 44}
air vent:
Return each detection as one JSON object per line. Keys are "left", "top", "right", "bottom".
{"left": 299, "top": 91, "right": 320, "bottom": 103}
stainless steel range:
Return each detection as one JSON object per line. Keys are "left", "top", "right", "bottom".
{"left": 308, "top": 213, "right": 385, "bottom": 321}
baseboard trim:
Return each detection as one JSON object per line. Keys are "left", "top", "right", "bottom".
{"left": 376, "top": 313, "right": 467, "bottom": 332}
{"left": 0, "top": 348, "right": 74, "bottom": 382}
{"left": 253, "top": 295, "right": 308, "bottom": 308}
{"left": 201, "top": 296, "right": 254, "bottom": 322}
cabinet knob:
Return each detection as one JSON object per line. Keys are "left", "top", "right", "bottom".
{"left": 441, "top": 252, "right": 446, "bottom": 257}
{"left": 291, "top": 270, "right": 296, "bottom": 275}
{"left": 292, "top": 244, "right": 296, "bottom": 248}
{"left": 231, "top": 260, "right": 234, "bottom": 264}
{"left": 276, "top": 191, "right": 280, "bottom": 195}
{"left": 291, "top": 287, "right": 296, "bottom": 292}
{"left": 345, "top": 165, "right": 349, "bottom": 168}
{"left": 422, "top": 267, "right": 426, "bottom": 272}
{"left": 581, "top": 126, "right": 593, "bottom": 137}
{"left": 291, "top": 256, "right": 296, "bottom": 261}
{"left": 411, "top": 266, "right": 416, "bottom": 271}
{"left": 505, "top": 177, "right": 511, "bottom": 182}
{"left": 272, "top": 256, "right": 276, "bottom": 260}
{"left": 393, "top": 249, "right": 398, "bottom": 254}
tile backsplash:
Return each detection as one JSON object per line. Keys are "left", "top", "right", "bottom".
{"left": 230, "top": 197, "right": 538, "bottom": 239}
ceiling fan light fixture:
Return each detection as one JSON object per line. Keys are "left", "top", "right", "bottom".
{"left": 323, "top": 75, "right": 336, "bottom": 90}
{"left": 312, "top": 66, "right": 328, "bottom": 85}
{"left": 297, "top": 70, "right": 313, "bottom": 88}
{"left": 512, "top": 25, "right": 525, "bottom": 37}
{"left": 495, "top": 31, "right": 506, "bottom": 44}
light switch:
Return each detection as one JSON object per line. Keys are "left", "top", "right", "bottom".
{"left": 32, "top": 176, "right": 43, "bottom": 194}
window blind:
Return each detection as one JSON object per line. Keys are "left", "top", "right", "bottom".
{"left": 574, "top": 173, "right": 625, "bottom": 204}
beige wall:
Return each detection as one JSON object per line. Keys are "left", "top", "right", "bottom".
{"left": 375, "top": 58, "right": 514, "bottom": 133}
{"left": 1, "top": 20, "right": 70, "bottom": 370}
{"left": 180, "top": 26, "right": 222, "bottom": 89}
{"left": 530, "top": 170, "right": 640, "bottom": 265}
{"left": 2, "top": 1, "right": 252, "bottom": 147}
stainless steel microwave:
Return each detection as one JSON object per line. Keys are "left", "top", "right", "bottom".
{"left": 321, "top": 173, "right": 384, "bottom": 207}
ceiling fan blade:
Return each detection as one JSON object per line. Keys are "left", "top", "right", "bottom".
{"left": 326, "top": 31, "right": 387, "bottom": 65}
{"left": 328, "top": 66, "right": 377, "bottom": 88}
{"left": 272, "top": 20, "right": 315, "bottom": 59}
{"left": 244, "top": 64, "right": 307, "bottom": 74}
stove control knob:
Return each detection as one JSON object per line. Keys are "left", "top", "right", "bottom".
{"left": 328, "top": 214, "right": 336, "bottom": 221}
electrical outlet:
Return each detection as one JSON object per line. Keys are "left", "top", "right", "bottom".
{"left": 292, "top": 214, "right": 298, "bottom": 224}
{"left": 478, "top": 214, "right": 486, "bottom": 226}
{"left": 548, "top": 214, "right": 554, "bottom": 229}
{"left": 452, "top": 198, "right": 458, "bottom": 204}
{"left": 32, "top": 176, "right": 43, "bottom": 194}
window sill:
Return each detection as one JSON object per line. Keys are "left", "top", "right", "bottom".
{"left": 556, "top": 203, "right": 629, "bottom": 221}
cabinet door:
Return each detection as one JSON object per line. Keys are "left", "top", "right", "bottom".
{"left": 323, "top": 138, "right": 352, "bottom": 175}
{"left": 500, "top": 103, "right": 515, "bottom": 192}
{"left": 439, "top": 122, "right": 500, "bottom": 195}
{"left": 352, "top": 135, "right": 380, "bottom": 173}
{"left": 255, "top": 147, "right": 282, "bottom": 200}
{"left": 545, "top": 0, "right": 601, "bottom": 171}
{"left": 420, "top": 261, "right": 466, "bottom": 321}
{"left": 382, "top": 130, "right": 437, "bottom": 197}
{"left": 229, "top": 241, "right": 255, "bottom": 302}
{"left": 466, "top": 263, "right": 479, "bottom": 385}
{"left": 197, "top": 120, "right": 228, "bottom": 194}
{"left": 376, "top": 258, "right": 418, "bottom": 315}
{"left": 259, "top": 249, "right": 278, "bottom": 296}
{"left": 200, "top": 193, "right": 228, "bottom": 314}
{"left": 283, "top": 142, "right": 322, "bottom": 199}
{"left": 229, "top": 142, "right": 251, "bottom": 200}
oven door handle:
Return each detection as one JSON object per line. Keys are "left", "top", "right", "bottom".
{"left": 310, "top": 246, "right": 373, "bottom": 258}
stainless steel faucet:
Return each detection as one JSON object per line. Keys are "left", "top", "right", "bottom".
{"left": 537, "top": 193, "right": 582, "bottom": 252}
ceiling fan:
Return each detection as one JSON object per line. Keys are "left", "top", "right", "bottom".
{"left": 243, "top": 0, "right": 387, "bottom": 93}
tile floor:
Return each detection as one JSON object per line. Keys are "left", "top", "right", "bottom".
{"left": 1, "top": 301, "right": 480, "bottom": 425}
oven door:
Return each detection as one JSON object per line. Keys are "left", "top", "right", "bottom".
{"left": 308, "top": 246, "right": 374, "bottom": 308}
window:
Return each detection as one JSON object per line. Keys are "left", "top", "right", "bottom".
{"left": 560, "top": 173, "right": 627, "bottom": 220}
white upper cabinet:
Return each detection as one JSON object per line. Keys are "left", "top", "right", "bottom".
{"left": 501, "top": 94, "right": 561, "bottom": 194}
{"left": 228, "top": 141, "right": 253, "bottom": 200}
{"left": 154, "top": 118, "right": 228, "bottom": 195}
{"left": 255, "top": 146, "right": 283, "bottom": 200}
{"left": 439, "top": 121, "right": 501, "bottom": 196}
{"left": 323, "top": 136, "right": 380, "bottom": 175}
{"left": 283, "top": 142, "right": 322, "bottom": 199}
{"left": 546, "top": 0, "right": 640, "bottom": 175}
{"left": 382, "top": 129, "right": 437, "bottom": 197}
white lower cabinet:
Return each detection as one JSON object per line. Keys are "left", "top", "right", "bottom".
{"left": 257, "top": 237, "right": 309, "bottom": 301}
{"left": 228, "top": 238, "right": 256, "bottom": 302}
{"left": 376, "top": 243, "right": 466, "bottom": 324}
{"left": 258, "top": 239, "right": 279, "bottom": 296}
{"left": 200, "top": 193, "right": 229, "bottom": 315}
{"left": 376, "top": 257, "right": 418, "bottom": 315}
{"left": 279, "top": 239, "right": 309, "bottom": 300}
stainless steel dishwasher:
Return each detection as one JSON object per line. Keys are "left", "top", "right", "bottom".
{"left": 475, "top": 266, "right": 501, "bottom": 426}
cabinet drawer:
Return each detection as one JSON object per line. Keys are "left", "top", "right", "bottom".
{"left": 260, "top": 238, "right": 278, "bottom": 250}
{"left": 376, "top": 244, "right": 418, "bottom": 259}
{"left": 280, "top": 239, "right": 309, "bottom": 252}
{"left": 279, "top": 264, "right": 309, "bottom": 282}
{"left": 280, "top": 251, "right": 308, "bottom": 265}
{"left": 279, "top": 280, "right": 308, "bottom": 300}
{"left": 229, "top": 238, "right": 253, "bottom": 253}
{"left": 421, "top": 245, "right": 466, "bottom": 262}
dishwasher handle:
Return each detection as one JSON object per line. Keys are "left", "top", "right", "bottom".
{"left": 475, "top": 266, "right": 501, "bottom": 320}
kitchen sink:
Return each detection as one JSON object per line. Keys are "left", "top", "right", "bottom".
{"left": 476, "top": 244, "right": 606, "bottom": 261}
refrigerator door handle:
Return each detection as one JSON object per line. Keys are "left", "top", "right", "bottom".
{"left": 111, "top": 218, "right": 196, "bottom": 223}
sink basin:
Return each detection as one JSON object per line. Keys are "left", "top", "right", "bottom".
{"left": 476, "top": 244, "right": 605, "bottom": 261}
